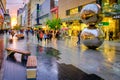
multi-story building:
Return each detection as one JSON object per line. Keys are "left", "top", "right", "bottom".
{"left": 17, "top": 0, "right": 59, "bottom": 29}
{"left": 17, "top": 0, "right": 41, "bottom": 28}
{"left": 22, "top": 4, "right": 28, "bottom": 27}
{"left": 27, "top": 0, "right": 57, "bottom": 28}
{"left": 37, "top": 0, "right": 51, "bottom": 26}
{"left": 50, "top": 0, "right": 58, "bottom": 19}
{"left": 17, "top": 8, "right": 23, "bottom": 27}
{"left": 4, "top": 9, "right": 11, "bottom": 29}
{"left": 0, "top": 0, "right": 6, "bottom": 29}
{"left": 27, "top": 0, "right": 44, "bottom": 27}
{"left": 29, "top": 0, "right": 42, "bottom": 27}
{"left": 17, "top": 4, "right": 28, "bottom": 28}
{"left": 27, "top": 2, "right": 31, "bottom": 27}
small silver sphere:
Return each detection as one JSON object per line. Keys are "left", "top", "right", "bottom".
{"left": 81, "top": 27, "right": 104, "bottom": 49}
{"left": 80, "top": 4, "right": 101, "bottom": 25}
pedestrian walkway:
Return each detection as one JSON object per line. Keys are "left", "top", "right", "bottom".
{"left": 1, "top": 40, "right": 104, "bottom": 80}
{"left": 27, "top": 35, "right": 120, "bottom": 80}
{"left": 44, "top": 37, "right": 120, "bottom": 80}
{"left": 0, "top": 34, "right": 120, "bottom": 80}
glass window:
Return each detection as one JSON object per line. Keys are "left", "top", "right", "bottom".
{"left": 66, "top": 10, "right": 70, "bottom": 16}
{"left": 70, "top": 8, "right": 78, "bottom": 15}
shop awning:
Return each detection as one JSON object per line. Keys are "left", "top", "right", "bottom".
{"left": 103, "top": 11, "right": 120, "bottom": 17}
{"left": 50, "top": 6, "right": 58, "bottom": 12}
{"left": 61, "top": 15, "right": 81, "bottom": 22}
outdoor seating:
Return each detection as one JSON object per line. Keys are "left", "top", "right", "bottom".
{"left": 26, "top": 56, "right": 37, "bottom": 79}
{"left": 6, "top": 48, "right": 31, "bottom": 61}
{"left": 16, "top": 34, "right": 24, "bottom": 39}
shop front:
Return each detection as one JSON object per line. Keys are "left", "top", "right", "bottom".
{"left": 0, "top": 9, "right": 4, "bottom": 29}
{"left": 61, "top": 15, "right": 83, "bottom": 36}
{"left": 100, "top": 17, "right": 117, "bottom": 40}
{"left": 101, "top": 0, "right": 120, "bottom": 40}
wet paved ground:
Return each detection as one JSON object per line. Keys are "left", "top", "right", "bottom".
{"left": 0, "top": 33, "right": 120, "bottom": 80}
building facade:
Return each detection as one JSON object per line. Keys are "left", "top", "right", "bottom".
{"left": 4, "top": 10, "right": 11, "bottom": 29}
{"left": 58, "top": 0, "right": 96, "bottom": 36}
{"left": 58, "top": 0, "right": 120, "bottom": 39}
{"left": 38, "top": 0, "right": 51, "bottom": 26}
{"left": 25, "top": 0, "right": 52, "bottom": 27}
{"left": 17, "top": 8, "right": 23, "bottom": 27}
{"left": 30, "top": 0, "right": 57, "bottom": 27}
{"left": 17, "top": 0, "right": 58, "bottom": 29}
{"left": 30, "top": 0, "right": 40, "bottom": 27}
{"left": 0, "top": 0, "right": 6, "bottom": 29}
{"left": 50, "top": 0, "right": 58, "bottom": 19}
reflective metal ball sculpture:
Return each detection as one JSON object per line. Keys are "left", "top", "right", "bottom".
{"left": 80, "top": 4, "right": 104, "bottom": 49}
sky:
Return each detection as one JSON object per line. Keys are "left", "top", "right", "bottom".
{"left": 6, "top": 0, "right": 29, "bottom": 26}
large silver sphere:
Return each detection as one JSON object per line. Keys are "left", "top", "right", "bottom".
{"left": 80, "top": 4, "right": 102, "bottom": 25}
{"left": 81, "top": 27, "right": 104, "bottom": 49}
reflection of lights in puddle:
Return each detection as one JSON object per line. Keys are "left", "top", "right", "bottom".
{"left": 107, "top": 58, "right": 112, "bottom": 62}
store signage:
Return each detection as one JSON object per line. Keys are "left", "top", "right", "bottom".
{"left": 113, "top": 14, "right": 120, "bottom": 19}
{"left": 98, "top": 22, "right": 109, "bottom": 26}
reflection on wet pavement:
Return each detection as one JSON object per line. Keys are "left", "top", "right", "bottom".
{"left": 0, "top": 34, "right": 120, "bottom": 80}
{"left": 4, "top": 57, "right": 26, "bottom": 80}
{"left": 2, "top": 37, "right": 104, "bottom": 80}
{"left": 3, "top": 45, "right": 104, "bottom": 80}
{"left": 58, "top": 63, "right": 103, "bottom": 80}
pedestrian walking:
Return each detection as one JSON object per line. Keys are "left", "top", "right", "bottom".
{"left": 47, "top": 31, "right": 53, "bottom": 41}
{"left": 43, "top": 32, "right": 48, "bottom": 42}
{"left": 55, "top": 31, "right": 60, "bottom": 40}
{"left": 36, "top": 30, "right": 40, "bottom": 42}
{"left": 25, "top": 30, "right": 29, "bottom": 39}
{"left": 11, "top": 30, "right": 15, "bottom": 38}
{"left": 77, "top": 30, "right": 81, "bottom": 44}
{"left": 39, "top": 31, "right": 44, "bottom": 41}
{"left": 109, "top": 31, "right": 113, "bottom": 41}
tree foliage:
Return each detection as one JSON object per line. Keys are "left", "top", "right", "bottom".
{"left": 13, "top": 25, "right": 20, "bottom": 30}
{"left": 46, "top": 18, "right": 61, "bottom": 30}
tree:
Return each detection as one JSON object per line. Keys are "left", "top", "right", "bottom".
{"left": 13, "top": 24, "right": 20, "bottom": 30}
{"left": 46, "top": 18, "right": 61, "bottom": 30}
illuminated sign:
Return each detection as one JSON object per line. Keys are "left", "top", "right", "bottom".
{"left": 98, "top": 22, "right": 109, "bottom": 26}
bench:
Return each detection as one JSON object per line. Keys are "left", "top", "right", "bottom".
{"left": 16, "top": 34, "right": 24, "bottom": 39}
{"left": 26, "top": 56, "right": 37, "bottom": 79}
{"left": 6, "top": 48, "right": 31, "bottom": 61}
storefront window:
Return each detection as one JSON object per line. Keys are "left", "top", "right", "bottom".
{"left": 70, "top": 8, "right": 78, "bottom": 15}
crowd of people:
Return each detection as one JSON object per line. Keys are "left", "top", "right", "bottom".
{"left": 3, "top": 28, "right": 61, "bottom": 43}
{"left": 35, "top": 29, "right": 53, "bottom": 42}
{"left": 1, "top": 28, "right": 120, "bottom": 44}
